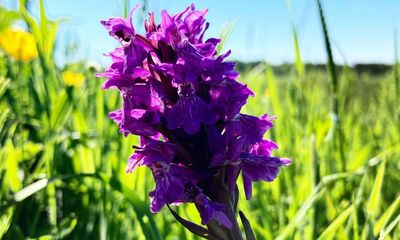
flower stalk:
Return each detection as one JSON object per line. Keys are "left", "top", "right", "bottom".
{"left": 205, "top": 167, "right": 243, "bottom": 240}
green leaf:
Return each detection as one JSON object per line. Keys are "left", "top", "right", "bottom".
{"left": 14, "top": 142, "right": 43, "bottom": 162}
{"left": 292, "top": 27, "right": 304, "bottom": 77}
{"left": 54, "top": 213, "right": 78, "bottom": 239}
{"left": 317, "top": 205, "right": 353, "bottom": 240}
{"left": 0, "top": 107, "right": 10, "bottom": 137}
{"left": 367, "top": 158, "right": 386, "bottom": 217}
{"left": 96, "top": 89, "right": 104, "bottom": 137}
{"left": 167, "top": 205, "right": 209, "bottom": 239}
{"left": 352, "top": 205, "right": 360, "bottom": 240}
{"left": 217, "top": 21, "right": 235, "bottom": 54}
{"left": 239, "top": 211, "right": 256, "bottom": 240}
{"left": 276, "top": 172, "right": 359, "bottom": 240}
{"left": 4, "top": 140, "right": 22, "bottom": 192}
{"left": 0, "top": 6, "right": 20, "bottom": 31}
{"left": 118, "top": 181, "right": 162, "bottom": 240}
{"left": 375, "top": 195, "right": 400, "bottom": 236}
{"left": 0, "top": 206, "right": 15, "bottom": 239}
{"left": 379, "top": 214, "right": 400, "bottom": 240}
{"left": 50, "top": 91, "right": 72, "bottom": 133}
{"left": 0, "top": 76, "right": 11, "bottom": 98}
{"left": 276, "top": 185, "right": 323, "bottom": 240}
{"left": 37, "top": 235, "right": 53, "bottom": 240}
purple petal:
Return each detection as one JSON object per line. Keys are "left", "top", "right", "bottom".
{"left": 194, "top": 194, "right": 232, "bottom": 228}
{"left": 250, "top": 140, "right": 279, "bottom": 156}
{"left": 123, "top": 42, "right": 148, "bottom": 75}
{"left": 243, "top": 175, "right": 253, "bottom": 200}
{"left": 226, "top": 164, "right": 241, "bottom": 191}
{"left": 240, "top": 152, "right": 291, "bottom": 199}
{"left": 226, "top": 114, "right": 273, "bottom": 145}
{"left": 149, "top": 164, "right": 200, "bottom": 213}
{"left": 150, "top": 172, "right": 185, "bottom": 213}
{"left": 101, "top": 17, "right": 134, "bottom": 46}
{"left": 166, "top": 92, "right": 218, "bottom": 134}
{"left": 126, "top": 140, "right": 177, "bottom": 173}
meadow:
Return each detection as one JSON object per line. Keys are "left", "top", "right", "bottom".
{"left": 0, "top": 0, "right": 399, "bottom": 239}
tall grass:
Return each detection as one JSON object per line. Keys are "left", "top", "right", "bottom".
{"left": 0, "top": 1, "right": 399, "bottom": 239}
{"left": 316, "top": 0, "right": 346, "bottom": 173}
{"left": 394, "top": 28, "right": 400, "bottom": 123}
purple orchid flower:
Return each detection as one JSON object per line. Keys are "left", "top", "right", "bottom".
{"left": 126, "top": 139, "right": 177, "bottom": 172}
{"left": 165, "top": 83, "right": 218, "bottom": 134}
{"left": 149, "top": 163, "right": 198, "bottom": 213}
{"left": 99, "top": 4, "right": 290, "bottom": 239}
{"left": 101, "top": 4, "right": 140, "bottom": 46}
{"left": 241, "top": 140, "right": 292, "bottom": 200}
{"left": 194, "top": 193, "right": 232, "bottom": 228}
{"left": 210, "top": 79, "right": 254, "bottom": 119}
{"left": 109, "top": 84, "right": 164, "bottom": 137}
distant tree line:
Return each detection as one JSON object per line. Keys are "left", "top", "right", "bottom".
{"left": 235, "top": 61, "right": 395, "bottom": 76}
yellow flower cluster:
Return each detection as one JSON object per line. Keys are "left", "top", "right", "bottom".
{"left": 62, "top": 70, "right": 85, "bottom": 87}
{"left": 0, "top": 28, "right": 38, "bottom": 62}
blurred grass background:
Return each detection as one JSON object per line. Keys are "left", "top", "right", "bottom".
{"left": 0, "top": 0, "right": 399, "bottom": 239}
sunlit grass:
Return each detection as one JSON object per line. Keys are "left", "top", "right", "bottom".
{"left": 0, "top": 1, "right": 399, "bottom": 239}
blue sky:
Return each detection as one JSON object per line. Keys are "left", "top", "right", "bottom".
{"left": 2, "top": 0, "right": 400, "bottom": 66}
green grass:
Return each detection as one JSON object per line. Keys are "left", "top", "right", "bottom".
{"left": 1, "top": 1, "right": 400, "bottom": 239}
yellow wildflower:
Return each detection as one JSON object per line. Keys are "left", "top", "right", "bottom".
{"left": 62, "top": 70, "right": 85, "bottom": 87}
{"left": 0, "top": 28, "right": 38, "bottom": 62}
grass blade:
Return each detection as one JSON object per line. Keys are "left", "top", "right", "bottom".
{"left": 367, "top": 158, "right": 386, "bottom": 217}
{"left": 379, "top": 214, "right": 400, "bottom": 240}
{"left": 292, "top": 27, "right": 304, "bottom": 77}
{"left": 217, "top": 21, "right": 235, "bottom": 54}
{"left": 375, "top": 195, "right": 400, "bottom": 236}
{"left": 316, "top": 0, "right": 346, "bottom": 172}
{"left": 317, "top": 205, "right": 353, "bottom": 240}
{"left": 0, "top": 206, "right": 15, "bottom": 239}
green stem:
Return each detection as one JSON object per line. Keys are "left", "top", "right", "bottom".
{"left": 316, "top": 0, "right": 346, "bottom": 172}
{"left": 206, "top": 168, "right": 244, "bottom": 240}
{"left": 44, "top": 140, "right": 57, "bottom": 232}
